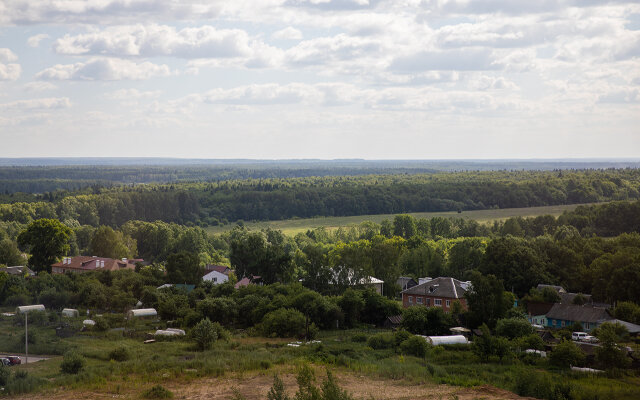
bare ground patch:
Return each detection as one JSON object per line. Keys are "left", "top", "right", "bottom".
{"left": 17, "top": 370, "right": 531, "bottom": 400}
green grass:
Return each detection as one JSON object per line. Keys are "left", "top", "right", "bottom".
{"left": 205, "top": 203, "right": 600, "bottom": 236}
{"left": 2, "top": 321, "right": 639, "bottom": 399}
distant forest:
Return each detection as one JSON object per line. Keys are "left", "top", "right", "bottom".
{"left": 1, "top": 169, "right": 640, "bottom": 227}
{"left": 2, "top": 158, "right": 640, "bottom": 194}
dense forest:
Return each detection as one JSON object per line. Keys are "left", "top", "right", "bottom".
{"left": 2, "top": 169, "right": 640, "bottom": 227}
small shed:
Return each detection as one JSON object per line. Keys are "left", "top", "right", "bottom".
{"left": 127, "top": 308, "right": 158, "bottom": 319}
{"left": 421, "top": 335, "right": 469, "bottom": 346}
{"left": 62, "top": 308, "right": 79, "bottom": 317}
{"left": 16, "top": 304, "right": 45, "bottom": 314}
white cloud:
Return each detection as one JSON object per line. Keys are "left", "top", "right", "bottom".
{"left": 0, "top": 97, "right": 71, "bottom": 111}
{"left": 27, "top": 33, "right": 50, "bottom": 47}
{"left": 106, "top": 88, "right": 162, "bottom": 99}
{"left": 0, "top": 0, "right": 222, "bottom": 25}
{"left": 0, "top": 64, "right": 21, "bottom": 80}
{"left": 24, "top": 82, "right": 57, "bottom": 92}
{"left": 272, "top": 26, "right": 303, "bottom": 40}
{"left": 0, "top": 48, "right": 18, "bottom": 63}
{"left": 0, "top": 48, "right": 21, "bottom": 80}
{"left": 36, "top": 58, "right": 171, "bottom": 81}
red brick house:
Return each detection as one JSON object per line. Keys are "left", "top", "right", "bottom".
{"left": 51, "top": 256, "right": 142, "bottom": 274}
{"left": 401, "top": 277, "right": 470, "bottom": 312}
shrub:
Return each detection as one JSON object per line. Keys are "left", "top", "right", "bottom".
{"left": 0, "top": 365, "right": 10, "bottom": 386}
{"left": 495, "top": 318, "right": 533, "bottom": 339}
{"left": 143, "top": 385, "right": 174, "bottom": 399}
{"left": 549, "top": 340, "right": 585, "bottom": 368}
{"left": 267, "top": 375, "right": 289, "bottom": 400}
{"left": 400, "top": 336, "right": 429, "bottom": 357}
{"left": 514, "top": 333, "right": 545, "bottom": 351}
{"left": 393, "top": 330, "right": 411, "bottom": 347}
{"left": 351, "top": 333, "right": 367, "bottom": 343}
{"left": 262, "top": 308, "right": 306, "bottom": 338}
{"left": 94, "top": 316, "right": 110, "bottom": 332}
{"left": 367, "top": 333, "right": 395, "bottom": 350}
{"left": 60, "top": 351, "right": 85, "bottom": 374}
{"left": 321, "top": 370, "right": 353, "bottom": 400}
{"left": 108, "top": 346, "right": 131, "bottom": 362}
{"left": 191, "top": 318, "right": 218, "bottom": 351}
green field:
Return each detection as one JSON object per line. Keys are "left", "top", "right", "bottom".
{"left": 205, "top": 203, "right": 599, "bottom": 236}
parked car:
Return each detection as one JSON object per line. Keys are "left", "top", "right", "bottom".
{"left": 7, "top": 356, "right": 21, "bottom": 365}
{"left": 0, "top": 357, "right": 10, "bottom": 366}
{"left": 584, "top": 335, "right": 599, "bottom": 343}
{"left": 572, "top": 332, "right": 588, "bottom": 341}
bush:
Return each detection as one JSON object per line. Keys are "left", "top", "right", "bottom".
{"left": 549, "top": 340, "right": 585, "bottom": 368}
{"left": 393, "top": 330, "right": 411, "bottom": 347}
{"left": 351, "top": 333, "right": 367, "bottom": 343}
{"left": 60, "top": 351, "right": 85, "bottom": 374}
{"left": 191, "top": 318, "right": 218, "bottom": 351}
{"left": 108, "top": 345, "right": 131, "bottom": 362}
{"left": 267, "top": 375, "right": 288, "bottom": 400}
{"left": 143, "top": 385, "right": 174, "bottom": 399}
{"left": 0, "top": 365, "right": 9, "bottom": 386}
{"left": 262, "top": 308, "right": 307, "bottom": 338}
{"left": 367, "top": 333, "right": 395, "bottom": 350}
{"left": 514, "top": 333, "right": 545, "bottom": 351}
{"left": 94, "top": 316, "right": 110, "bottom": 332}
{"left": 495, "top": 318, "right": 533, "bottom": 339}
{"left": 400, "top": 336, "right": 429, "bottom": 357}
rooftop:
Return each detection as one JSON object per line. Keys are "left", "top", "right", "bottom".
{"left": 401, "top": 277, "right": 470, "bottom": 299}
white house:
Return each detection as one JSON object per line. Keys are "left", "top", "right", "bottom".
{"left": 202, "top": 269, "right": 229, "bottom": 285}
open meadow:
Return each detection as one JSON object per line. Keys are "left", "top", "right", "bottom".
{"left": 205, "top": 203, "right": 598, "bottom": 236}
{"left": 2, "top": 314, "right": 639, "bottom": 400}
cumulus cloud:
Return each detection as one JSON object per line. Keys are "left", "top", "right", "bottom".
{"left": 0, "top": 0, "right": 221, "bottom": 25}
{"left": 0, "top": 48, "right": 21, "bottom": 80}
{"left": 272, "top": 26, "right": 303, "bottom": 40}
{"left": 0, "top": 97, "right": 71, "bottom": 111}
{"left": 53, "top": 24, "right": 261, "bottom": 59}
{"left": 106, "top": 88, "right": 162, "bottom": 99}
{"left": 24, "top": 82, "right": 58, "bottom": 92}
{"left": 27, "top": 34, "right": 50, "bottom": 47}
{"left": 36, "top": 58, "right": 171, "bottom": 80}
{"left": 0, "top": 48, "right": 18, "bottom": 63}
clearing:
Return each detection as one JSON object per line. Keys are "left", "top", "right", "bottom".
{"left": 205, "top": 203, "right": 599, "bottom": 236}
{"left": 17, "top": 369, "right": 530, "bottom": 400}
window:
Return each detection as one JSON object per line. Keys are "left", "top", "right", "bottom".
{"left": 446, "top": 300, "right": 451, "bottom": 307}
{"left": 213, "top": 277, "right": 217, "bottom": 282}
{"left": 561, "top": 320, "right": 565, "bottom": 327}
{"left": 408, "top": 296, "right": 413, "bottom": 304}
{"left": 425, "top": 298, "right": 431, "bottom": 306}
{"left": 585, "top": 322, "right": 590, "bottom": 330}
{"left": 417, "top": 297, "right": 423, "bottom": 304}
{"left": 434, "top": 299, "right": 442, "bottom": 306}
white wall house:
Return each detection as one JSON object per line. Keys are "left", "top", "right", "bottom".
{"left": 203, "top": 270, "right": 229, "bottom": 285}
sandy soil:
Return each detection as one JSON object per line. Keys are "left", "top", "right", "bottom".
{"left": 18, "top": 371, "right": 532, "bottom": 400}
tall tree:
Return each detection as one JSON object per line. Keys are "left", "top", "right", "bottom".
{"left": 17, "top": 218, "right": 71, "bottom": 272}
{"left": 465, "top": 271, "right": 511, "bottom": 329}
{"left": 166, "top": 251, "right": 203, "bottom": 285}
{"left": 89, "top": 226, "right": 137, "bottom": 259}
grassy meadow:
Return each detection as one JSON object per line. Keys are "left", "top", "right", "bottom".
{"left": 205, "top": 203, "right": 597, "bottom": 236}
{"left": 2, "top": 314, "right": 639, "bottom": 399}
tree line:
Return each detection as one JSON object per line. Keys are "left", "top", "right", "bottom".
{"left": 1, "top": 169, "right": 640, "bottom": 227}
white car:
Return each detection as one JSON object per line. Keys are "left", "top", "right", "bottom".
{"left": 571, "top": 332, "right": 588, "bottom": 341}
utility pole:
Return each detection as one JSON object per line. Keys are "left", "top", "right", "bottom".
{"left": 25, "top": 311, "right": 28, "bottom": 364}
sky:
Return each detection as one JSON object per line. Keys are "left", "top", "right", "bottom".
{"left": 0, "top": 0, "right": 639, "bottom": 159}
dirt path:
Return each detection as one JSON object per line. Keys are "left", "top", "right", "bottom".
{"left": 19, "top": 371, "right": 531, "bottom": 400}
